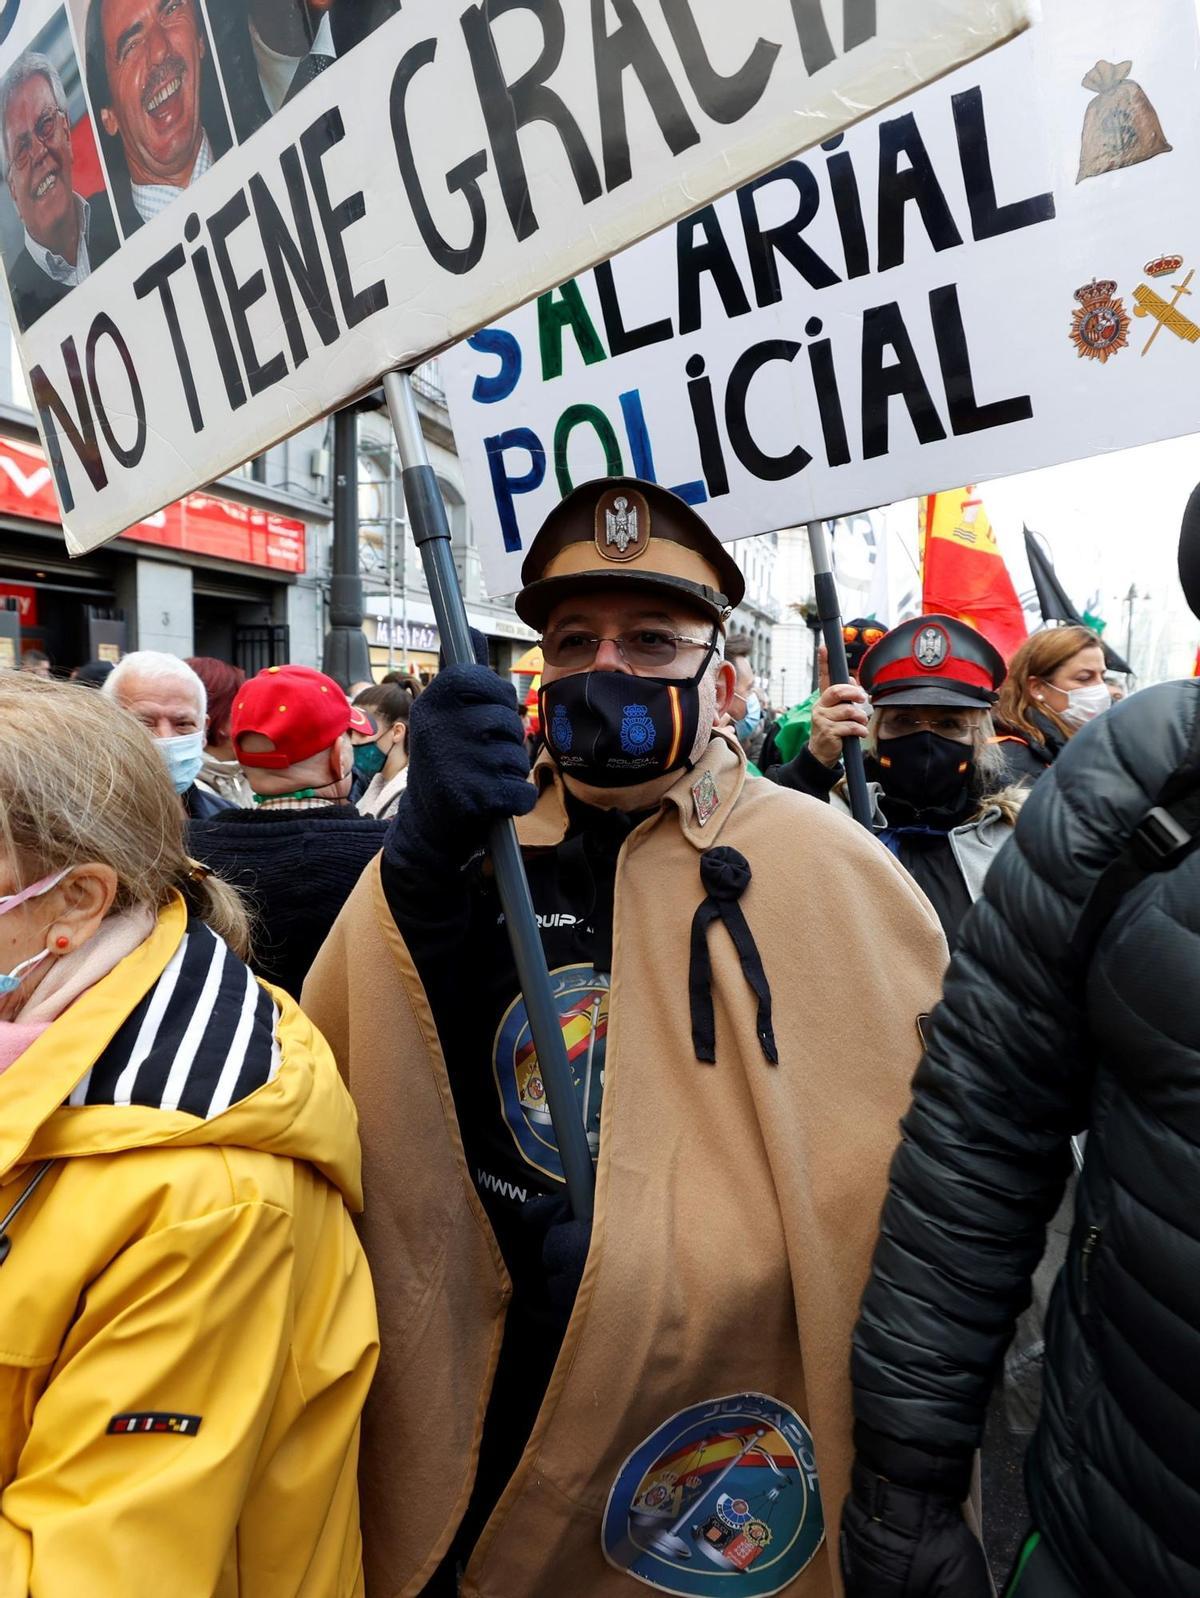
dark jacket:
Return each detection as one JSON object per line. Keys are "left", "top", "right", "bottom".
{"left": 850, "top": 682, "right": 1200, "bottom": 1597}
{"left": 183, "top": 782, "right": 232, "bottom": 821}
{"left": 188, "top": 805, "right": 387, "bottom": 998}
{"left": 994, "top": 708, "right": 1069, "bottom": 785}
{"left": 5, "top": 188, "right": 119, "bottom": 331}
{"left": 209, "top": 1, "right": 401, "bottom": 143}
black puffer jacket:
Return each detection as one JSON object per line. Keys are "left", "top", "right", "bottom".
{"left": 851, "top": 681, "right": 1200, "bottom": 1597}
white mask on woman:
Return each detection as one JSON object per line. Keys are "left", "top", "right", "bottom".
{"left": 1060, "top": 682, "right": 1113, "bottom": 729}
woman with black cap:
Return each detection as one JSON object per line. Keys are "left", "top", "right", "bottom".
{"left": 772, "top": 613, "right": 1019, "bottom": 947}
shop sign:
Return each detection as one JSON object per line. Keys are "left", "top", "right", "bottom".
{"left": 0, "top": 435, "right": 306, "bottom": 573}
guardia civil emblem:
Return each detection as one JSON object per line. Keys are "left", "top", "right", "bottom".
{"left": 620, "top": 704, "right": 657, "bottom": 756}
{"left": 602, "top": 1393, "right": 825, "bottom": 1595}
{"left": 596, "top": 486, "right": 650, "bottom": 562}
{"left": 914, "top": 624, "right": 949, "bottom": 670}
{"left": 1069, "top": 279, "right": 1130, "bottom": 363}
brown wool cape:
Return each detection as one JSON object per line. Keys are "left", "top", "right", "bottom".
{"left": 303, "top": 734, "right": 948, "bottom": 1598}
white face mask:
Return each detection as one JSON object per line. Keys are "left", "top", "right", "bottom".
{"left": 1060, "top": 681, "right": 1112, "bottom": 729}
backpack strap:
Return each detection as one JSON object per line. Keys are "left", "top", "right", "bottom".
{"left": 1070, "top": 715, "right": 1200, "bottom": 962}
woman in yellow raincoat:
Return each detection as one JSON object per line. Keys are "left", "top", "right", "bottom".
{"left": 0, "top": 676, "right": 378, "bottom": 1598}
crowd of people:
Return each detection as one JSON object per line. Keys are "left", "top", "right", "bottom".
{"left": 0, "top": 475, "right": 1193, "bottom": 1598}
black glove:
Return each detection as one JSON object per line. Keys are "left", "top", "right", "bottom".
{"left": 394, "top": 660, "right": 535, "bottom": 867}
{"left": 840, "top": 1463, "right": 990, "bottom": 1598}
{"left": 522, "top": 1193, "right": 592, "bottom": 1317}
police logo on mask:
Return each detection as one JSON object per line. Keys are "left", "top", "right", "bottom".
{"left": 620, "top": 704, "right": 657, "bottom": 755}
{"left": 914, "top": 625, "right": 950, "bottom": 670}
{"left": 550, "top": 703, "right": 574, "bottom": 753}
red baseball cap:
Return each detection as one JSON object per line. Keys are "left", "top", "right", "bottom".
{"left": 232, "top": 666, "right": 374, "bottom": 770}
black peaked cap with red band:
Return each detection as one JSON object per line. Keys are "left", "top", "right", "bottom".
{"left": 859, "top": 614, "right": 1006, "bottom": 708}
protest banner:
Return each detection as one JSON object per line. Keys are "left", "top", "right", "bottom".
{"left": 441, "top": 0, "right": 1200, "bottom": 598}
{"left": 0, "top": 0, "right": 1031, "bottom": 553}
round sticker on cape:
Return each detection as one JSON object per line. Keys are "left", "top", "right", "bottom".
{"left": 493, "top": 964, "right": 608, "bottom": 1181}
{"left": 602, "top": 1393, "right": 824, "bottom": 1595}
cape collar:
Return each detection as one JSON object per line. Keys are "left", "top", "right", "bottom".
{"left": 516, "top": 730, "right": 747, "bottom": 853}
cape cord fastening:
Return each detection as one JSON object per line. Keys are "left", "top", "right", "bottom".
{"left": 0, "top": 1160, "right": 53, "bottom": 1266}
{"left": 689, "top": 847, "right": 778, "bottom": 1066}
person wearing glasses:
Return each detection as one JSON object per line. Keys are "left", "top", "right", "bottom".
{"left": 778, "top": 616, "right": 1019, "bottom": 949}
{"left": 303, "top": 477, "right": 950, "bottom": 1597}
{"left": 0, "top": 52, "right": 118, "bottom": 330}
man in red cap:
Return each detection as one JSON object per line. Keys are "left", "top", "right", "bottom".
{"left": 187, "top": 664, "right": 386, "bottom": 997}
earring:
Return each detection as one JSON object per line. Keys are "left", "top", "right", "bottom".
{"left": 54, "top": 935, "right": 69, "bottom": 951}
{"left": 1035, "top": 694, "right": 1044, "bottom": 701}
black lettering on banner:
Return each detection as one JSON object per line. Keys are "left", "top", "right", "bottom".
{"left": 391, "top": 38, "right": 488, "bottom": 275}
{"left": 861, "top": 301, "right": 947, "bottom": 459}
{"left": 677, "top": 206, "right": 752, "bottom": 336}
{"left": 787, "top": 0, "right": 835, "bottom": 76}
{"left": 134, "top": 243, "right": 203, "bottom": 433}
{"left": 300, "top": 109, "right": 388, "bottom": 327}
{"left": 461, "top": 0, "right": 601, "bottom": 243}
{"left": 208, "top": 191, "right": 288, "bottom": 398}
{"left": 739, "top": 162, "right": 839, "bottom": 308}
{"left": 930, "top": 282, "right": 1032, "bottom": 435}
{"left": 659, "top": 0, "right": 779, "bottom": 123}
{"left": 186, "top": 211, "right": 247, "bottom": 411}
{"left": 250, "top": 146, "right": 340, "bottom": 366}
{"left": 591, "top": 0, "right": 700, "bottom": 190}
{"left": 805, "top": 316, "right": 851, "bottom": 466}
{"left": 30, "top": 337, "right": 105, "bottom": 511}
{"left": 685, "top": 353, "right": 729, "bottom": 498}
{"left": 823, "top": 134, "right": 870, "bottom": 279}
{"left": 952, "top": 86, "right": 1055, "bottom": 243}
{"left": 85, "top": 313, "right": 146, "bottom": 468}
{"left": 593, "top": 259, "right": 673, "bottom": 354}
{"left": 844, "top": 0, "right": 877, "bottom": 52}
{"left": 725, "top": 338, "right": 811, "bottom": 480}
{"left": 877, "top": 111, "right": 963, "bottom": 273}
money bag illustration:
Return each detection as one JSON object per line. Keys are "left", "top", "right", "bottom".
{"left": 1077, "top": 60, "right": 1172, "bottom": 183}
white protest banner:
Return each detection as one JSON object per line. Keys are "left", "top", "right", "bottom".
{"left": 442, "top": 0, "right": 1200, "bottom": 599}
{"left": 0, "top": 0, "right": 1032, "bottom": 553}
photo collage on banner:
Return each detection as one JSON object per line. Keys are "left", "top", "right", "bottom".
{"left": 0, "top": 0, "right": 398, "bottom": 329}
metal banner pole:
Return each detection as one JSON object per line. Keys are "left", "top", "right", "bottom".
{"left": 806, "top": 521, "right": 873, "bottom": 830}
{"left": 383, "top": 370, "right": 595, "bottom": 1221}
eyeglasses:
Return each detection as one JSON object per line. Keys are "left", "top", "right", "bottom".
{"left": 844, "top": 624, "right": 886, "bottom": 648}
{"left": 541, "top": 627, "right": 716, "bottom": 671}
{"left": 878, "top": 710, "right": 976, "bottom": 740}
{"left": 10, "top": 109, "right": 66, "bottom": 171}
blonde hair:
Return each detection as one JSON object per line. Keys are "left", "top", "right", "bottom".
{"left": 997, "top": 626, "right": 1102, "bottom": 747}
{"left": 0, "top": 676, "right": 250, "bottom": 958}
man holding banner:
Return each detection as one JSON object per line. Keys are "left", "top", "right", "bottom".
{"left": 305, "top": 478, "right": 955, "bottom": 1597}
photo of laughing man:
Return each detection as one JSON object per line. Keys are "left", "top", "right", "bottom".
{"left": 82, "top": 0, "right": 231, "bottom": 235}
{"left": 207, "top": 0, "right": 400, "bottom": 145}
{"left": 0, "top": 45, "right": 118, "bottom": 330}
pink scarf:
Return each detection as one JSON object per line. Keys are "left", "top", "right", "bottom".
{"left": 0, "top": 906, "right": 157, "bottom": 1074}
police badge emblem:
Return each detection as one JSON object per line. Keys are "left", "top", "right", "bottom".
{"left": 914, "top": 624, "right": 949, "bottom": 670}
{"left": 596, "top": 487, "right": 650, "bottom": 562}
{"left": 1069, "top": 280, "right": 1130, "bottom": 363}
{"left": 620, "top": 704, "right": 657, "bottom": 755}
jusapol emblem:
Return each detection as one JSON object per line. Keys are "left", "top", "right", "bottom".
{"left": 914, "top": 625, "right": 949, "bottom": 670}
{"left": 602, "top": 1392, "right": 825, "bottom": 1595}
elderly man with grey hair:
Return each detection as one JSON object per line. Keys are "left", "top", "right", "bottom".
{"left": 0, "top": 50, "right": 118, "bottom": 329}
{"left": 103, "top": 650, "right": 231, "bottom": 818}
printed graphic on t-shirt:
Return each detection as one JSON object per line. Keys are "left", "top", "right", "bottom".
{"left": 602, "top": 1393, "right": 825, "bottom": 1595}
{"left": 492, "top": 964, "right": 608, "bottom": 1182}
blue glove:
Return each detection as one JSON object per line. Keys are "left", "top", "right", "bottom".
{"left": 393, "top": 661, "right": 535, "bottom": 868}
{"left": 522, "top": 1193, "right": 592, "bottom": 1317}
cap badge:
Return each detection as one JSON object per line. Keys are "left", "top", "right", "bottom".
{"left": 914, "top": 624, "right": 949, "bottom": 671}
{"left": 596, "top": 488, "right": 649, "bottom": 563}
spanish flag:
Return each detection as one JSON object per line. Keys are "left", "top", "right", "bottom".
{"left": 920, "top": 488, "right": 1027, "bottom": 661}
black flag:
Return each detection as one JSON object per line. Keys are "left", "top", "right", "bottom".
{"left": 1023, "top": 526, "right": 1131, "bottom": 673}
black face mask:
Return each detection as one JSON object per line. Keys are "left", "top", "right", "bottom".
{"left": 875, "top": 731, "right": 974, "bottom": 811}
{"left": 538, "top": 648, "right": 714, "bottom": 789}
